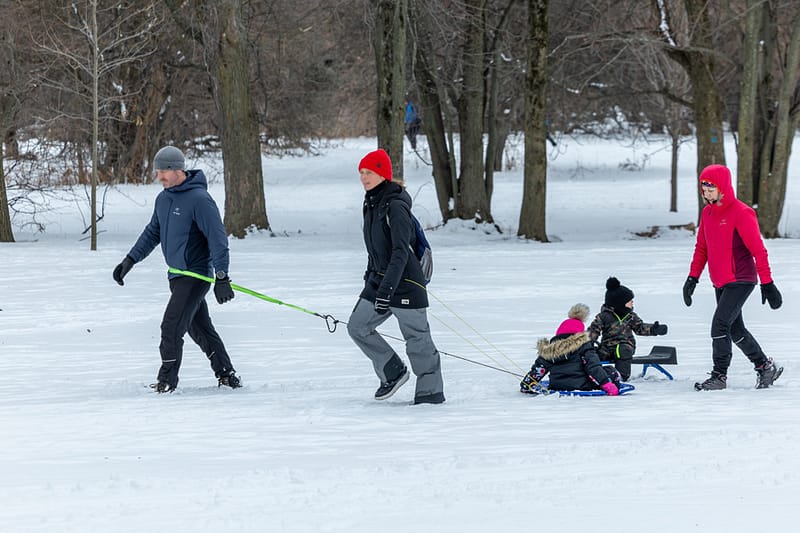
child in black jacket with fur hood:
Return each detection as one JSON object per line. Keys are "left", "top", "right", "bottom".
{"left": 520, "top": 304, "right": 621, "bottom": 395}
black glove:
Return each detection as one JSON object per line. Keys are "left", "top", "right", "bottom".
{"left": 760, "top": 282, "right": 782, "bottom": 310}
{"left": 214, "top": 276, "right": 235, "bottom": 304}
{"left": 374, "top": 296, "right": 391, "bottom": 315}
{"left": 113, "top": 255, "right": 135, "bottom": 286}
{"left": 683, "top": 276, "right": 698, "bottom": 307}
{"left": 652, "top": 321, "right": 668, "bottom": 336}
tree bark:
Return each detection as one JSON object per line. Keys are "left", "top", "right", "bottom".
{"left": 372, "top": 0, "right": 406, "bottom": 180}
{"left": 412, "top": 8, "right": 454, "bottom": 221}
{"left": 455, "top": 0, "right": 491, "bottom": 223}
{"left": 664, "top": 0, "right": 726, "bottom": 221}
{"left": 0, "top": 26, "right": 16, "bottom": 242}
{"left": 216, "top": 0, "right": 270, "bottom": 237}
{"left": 669, "top": 130, "right": 678, "bottom": 213}
{"left": 518, "top": 0, "right": 548, "bottom": 241}
{"left": 735, "top": 0, "right": 765, "bottom": 206}
{"left": 756, "top": 6, "right": 800, "bottom": 238}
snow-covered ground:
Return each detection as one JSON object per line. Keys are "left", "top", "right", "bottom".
{"left": 2, "top": 134, "right": 799, "bottom": 532}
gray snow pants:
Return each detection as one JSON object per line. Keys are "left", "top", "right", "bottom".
{"left": 347, "top": 298, "right": 444, "bottom": 399}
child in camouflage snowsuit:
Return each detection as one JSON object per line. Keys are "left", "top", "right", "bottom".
{"left": 587, "top": 277, "right": 668, "bottom": 381}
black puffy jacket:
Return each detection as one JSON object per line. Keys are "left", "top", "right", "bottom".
{"left": 532, "top": 332, "right": 614, "bottom": 391}
{"left": 359, "top": 181, "right": 428, "bottom": 309}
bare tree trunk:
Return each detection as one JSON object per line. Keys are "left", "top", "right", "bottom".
{"left": 455, "top": 0, "right": 491, "bottom": 223}
{"left": 757, "top": 6, "right": 800, "bottom": 238}
{"left": 372, "top": 0, "right": 406, "bottom": 179}
{"left": 90, "top": 0, "right": 98, "bottom": 251}
{"left": 0, "top": 143, "right": 12, "bottom": 242}
{"left": 664, "top": 0, "right": 726, "bottom": 221}
{"left": 735, "top": 0, "right": 765, "bottom": 206}
{"left": 518, "top": 0, "right": 548, "bottom": 241}
{"left": 216, "top": 0, "right": 269, "bottom": 237}
{"left": 484, "top": 44, "right": 500, "bottom": 201}
{"left": 412, "top": 17, "right": 454, "bottom": 221}
{"left": 669, "top": 130, "right": 679, "bottom": 213}
{"left": 0, "top": 25, "right": 16, "bottom": 242}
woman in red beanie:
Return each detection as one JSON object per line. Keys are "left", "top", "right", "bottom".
{"left": 346, "top": 149, "right": 445, "bottom": 404}
{"left": 684, "top": 164, "right": 783, "bottom": 391}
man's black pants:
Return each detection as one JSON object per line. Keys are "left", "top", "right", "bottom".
{"left": 158, "top": 276, "right": 234, "bottom": 387}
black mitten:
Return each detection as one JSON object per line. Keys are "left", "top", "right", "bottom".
{"left": 652, "top": 321, "right": 668, "bottom": 335}
{"left": 760, "top": 282, "right": 782, "bottom": 310}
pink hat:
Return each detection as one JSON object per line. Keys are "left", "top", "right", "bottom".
{"left": 555, "top": 303, "right": 590, "bottom": 336}
{"left": 358, "top": 149, "right": 392, "bottom": 181}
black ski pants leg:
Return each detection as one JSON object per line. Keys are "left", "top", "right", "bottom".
{"left": 187, "top": 298, "right": 235, "bottom": 378}
{"left": 711, "top": 282, "right": 767, "bottom": 375}
{"left": 158, "top": 276, "right": 231, "bottom": 387}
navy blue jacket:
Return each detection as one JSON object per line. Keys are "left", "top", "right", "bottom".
{"left": 127, "top": 170, "right": 230, "bottom": 279}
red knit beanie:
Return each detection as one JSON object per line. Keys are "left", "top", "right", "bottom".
{"left": 358, "top": 149, "right": 392, "bottom": 181}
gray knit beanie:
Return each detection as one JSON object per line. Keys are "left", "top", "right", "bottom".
{"left": 153, "top": 146, "right": 185, "bottom": 171}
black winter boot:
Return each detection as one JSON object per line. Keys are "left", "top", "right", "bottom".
{"left": 755, "top": 358, "right": 783, "bottom": 389}
{"left": 218, "top": 371, "right": 242, "bottom": 389}
{"left": 150, "top": 382, "right": 175, "bottom": 394}
{"left": 694, "top": 371, "right": 727, "bottom": 391}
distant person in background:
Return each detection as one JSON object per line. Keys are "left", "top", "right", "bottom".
{"left": 520, "top": 304, "right": 621, "bottom": 395}
{"left": 112, "top": 146, "right": 241, "bottom": 393}
{"left": 545, "top": 118, "right": 557, "bottom": 147}
{"left": 587, "top": 277, "right": 669, "bottom": 381}
{"left": 404, "top": 99, "right": 422, "bottom": 150}
{"left": 684, "top": 164, "right": 783, "bottom": 391}
{"left": 347, "top": 148, "right": 445, "bottom": 405}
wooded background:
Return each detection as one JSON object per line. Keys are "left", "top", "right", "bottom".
{"left": 1, "top": 0, "right": 798, "bottom": 246}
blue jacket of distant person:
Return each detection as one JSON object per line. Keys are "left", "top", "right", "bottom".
{"left": 127, "top": 169, "right": 230, "bottom": 279}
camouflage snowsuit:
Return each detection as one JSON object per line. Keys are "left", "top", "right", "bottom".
{"left": 587, "top": 305, "right": 659, "bottom": 381}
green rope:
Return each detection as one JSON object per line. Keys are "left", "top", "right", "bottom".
{"left": 167, "top": 267, "right": 340, "bottom": 332}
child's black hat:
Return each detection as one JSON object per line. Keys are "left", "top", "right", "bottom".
{"left": 605, "top": 277, "right": 634, "bottom": 313}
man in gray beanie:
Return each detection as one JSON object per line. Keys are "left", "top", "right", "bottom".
{"left": 113, "top": 146, "right": 241, "bottom": 393}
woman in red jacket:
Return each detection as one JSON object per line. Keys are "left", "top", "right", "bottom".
{"left": 683, "top": 164, "right": 783, "bottom": 391}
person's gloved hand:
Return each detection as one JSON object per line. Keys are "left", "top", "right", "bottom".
{"left": 214, "top": 275, "right": 235, "bottom": 304}
{"left": 113, "top": 256, "right": 135, "bottom": 286}
{"left": 683, "top": 276, "right": 698, "bottom": 307}
{"left": 374, "top": 296, "right": 391, "bottom": 315}
{"left": 652, "top": 321, "right": 668, "bottom": 335}
{"left": 761, "top": 282, "right": 782, "bottom": 309}
{"left": 601, "top": 381, "right": 619, "bottom": 396}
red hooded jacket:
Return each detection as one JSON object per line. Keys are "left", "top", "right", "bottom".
{"left": 689, "top": 165, "right": 772, "bottom": 288}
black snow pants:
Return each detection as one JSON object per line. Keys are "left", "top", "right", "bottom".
{"left": 157, "top": 276, "right": 235, "bottom": 388}
{"left": 711, "top": 282, "right": 768, "bottom": 375}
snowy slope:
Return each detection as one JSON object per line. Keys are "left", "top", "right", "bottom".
{"left": 1, "top": 135, "right": 799, "bottom": 532}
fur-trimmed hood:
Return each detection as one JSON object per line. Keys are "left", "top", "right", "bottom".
{"left": 536, "top": 332, "right": 590, "bottom": 362}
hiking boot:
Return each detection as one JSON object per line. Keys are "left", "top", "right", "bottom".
{"left": 150, "top": 381, "right": 175, "bottom": 394}
{"left": 218, "top": 372, "right": 242, "bottom": 389}
{"left": 755, "top": 358, "right": 783, "bottom": 389}
{"left": 374, "top": 366, "right": 409, "bottom": 400}
{"left": 694, "top": 371, "right": 727, "bottom": 391}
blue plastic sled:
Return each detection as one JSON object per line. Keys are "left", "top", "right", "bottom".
{"left": 537, "top": 381, "right": 635, "bottom": 396}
